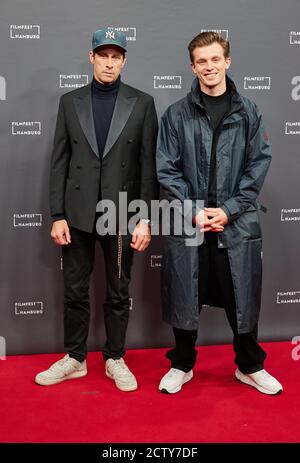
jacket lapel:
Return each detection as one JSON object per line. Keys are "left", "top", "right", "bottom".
{"left": 73, "top": 84, "right": 99, "bottom": 158}
{"left": 102, "top": 82, "right": 138, "bottom": 159}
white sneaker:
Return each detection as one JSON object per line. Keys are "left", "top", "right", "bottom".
{"left": 35, "top": 354, "right": 87, "bottom": 386}
{"left": 235, "top": 368, "right": 283, "bottom": 395}
{"left": 159, "top": 368, "right": 193, "bottom": 394}
{"left": 105, "top": 358, "right": 137, "bottom": 392}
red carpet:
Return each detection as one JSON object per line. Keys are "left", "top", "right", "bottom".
{"left": 0, "top": 341, "right": 298, "bottom": 443}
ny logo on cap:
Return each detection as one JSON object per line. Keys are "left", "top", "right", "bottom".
{"left": 106, "top": 30, "right": 115, "bottom": 39}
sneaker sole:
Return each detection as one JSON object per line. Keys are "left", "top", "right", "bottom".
{"left": 159, "top": 372, "right": 193, "bottom": 394}
{"left": 235, "top": 370, "right": 283, "bottom": 395}
{"left": 105, "top": 371, "right": 138, "bottom": 392}
{"left": 35, "top": 369, "right": 87, "bottom": 386}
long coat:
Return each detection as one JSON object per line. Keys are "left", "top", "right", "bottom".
{"left": 156, "top": 76, "right": 272, "bottom": 334}
{"left": 50, "top": 81, "right": 158, "bottom": 233}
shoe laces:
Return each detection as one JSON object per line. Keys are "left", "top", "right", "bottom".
{"left": 49, "top": 355, "right": 77, "bottom": 374}
{"left": 168, "top": 368, "right": 184, "bottom": 378}
{"left": 111, "top": 359, "right": 131, "bottom": 376}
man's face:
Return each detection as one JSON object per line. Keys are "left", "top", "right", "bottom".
{"left": 191, "top": 42, "right": 231, "bottom": 94}
{"left": 89, "top": 46, "right": 126, "bottom": 84}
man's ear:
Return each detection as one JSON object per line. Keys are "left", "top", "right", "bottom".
{"left": 121, "top": 56, "right": 127, "bottom": 69}
{"left": 225, "top": 56, "right": 232, "bottom": 70}
{"left": 89, "top": 50, "right": 95, "bottom": 64}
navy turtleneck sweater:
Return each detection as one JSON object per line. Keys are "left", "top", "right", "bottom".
{"left": 92, "top": 75, "right": 120, "bottom": 158}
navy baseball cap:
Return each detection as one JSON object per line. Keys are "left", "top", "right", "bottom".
{"left": 92, "top": 28, "right": 127, "bottom": 52}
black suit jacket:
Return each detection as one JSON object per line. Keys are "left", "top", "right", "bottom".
{"left": 50, "top": 81, "right": 159, "bottom": 233}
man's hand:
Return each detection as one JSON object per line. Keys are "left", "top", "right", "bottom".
{"left": 194, "top": 208, "right": 228, "bottom": 232}
{"left": 203, "top": 207, "right": 228, "bottom": 232}
{"left": 130, "top": 220, "right": 151, "bottom": 252}
{"left": 50, "top": 220, "right": 71, "bottom": 245}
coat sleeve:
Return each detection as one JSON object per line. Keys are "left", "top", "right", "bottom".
{"left": 156, "top": 109, "right": 192, "bottom": 203}
{"left": 221, "top": 106, "right": 272, "bottom": 222}
{"left": 49, "top": 96, "right": 71, "bottom": 218}
{"left": 139, "top": 97, "right": 159, "bottom": 219}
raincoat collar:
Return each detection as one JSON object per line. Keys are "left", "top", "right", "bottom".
{"left": 188, "top": 74, "right": 243, "bottom": 113}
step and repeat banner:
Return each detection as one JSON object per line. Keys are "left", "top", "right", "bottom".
{"left": 0, "top": 0, "right": 299, "bottom": 356}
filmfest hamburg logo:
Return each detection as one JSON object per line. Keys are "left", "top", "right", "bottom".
{"left": 12, "top": 122, "right": 41, "bottom": 135}
{"left": 290, "top": 31, "right": 300, "bottom": 44}
{"left": 277, "top": 291, "right": 300, "bottom": 304}
{"left": 10, "top": 25, "right": 40, "bottom": 39}
{"left": 151, "top": 255, "right": 162, "bottom": 267}
{"left": 60, "top": 74, "right": 89, "bottom": 89}
{"left": 281, "top": 208, "right": 300, "bottom": 221}
{"left": 244, "top": 77, "right": 271, "bottom": 90}
{"left": 201, "top": 29, "right": 229, "bottom": 39}
{"left": 107, "top": 26, "right": 136, "bottom": 41}
{"left": 13, "top": 213, "right": 42, "bottom": 227}
{"left": 154, "top": 75, "right": 182, "bottom": 89}
{"left": 285, "top": 122, "right": 300, "bottom": 135}
{"left": 15, "top": 301, "right": 44, "bottom": 315}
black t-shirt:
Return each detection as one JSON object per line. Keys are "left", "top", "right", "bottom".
{"left": 201, "top": 89, "right": 231, "bottom": 207}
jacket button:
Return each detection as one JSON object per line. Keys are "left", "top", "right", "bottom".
{"left": 127, "top": 139, "right": 134, "bottom": 144}
{"left": 121, "top": 161, "right": 125, "bottom": 168}
{"left": 76, "top": 165, "right": 81, "bottom": 169}
{"left": 74, "top": 139, "right": 78, "bottom": 144}
{"left": 122, "top": 185, "right": 127, "bottom": 191}
{"left": 75, "top": 185, "right": 80, "bottom": 190}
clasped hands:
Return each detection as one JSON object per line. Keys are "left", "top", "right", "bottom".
{"left": 194, "top": 207, "right": 228, "bottom": 233}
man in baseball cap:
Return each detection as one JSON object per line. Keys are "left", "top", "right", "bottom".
{"left": 36, "top": 27, "right": 158, "bottom": 392}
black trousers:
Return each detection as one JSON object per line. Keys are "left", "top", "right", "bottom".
{"left": 167, "top": 233, "right": 266, "bottom": 374}
{"left": 62, "top": 226, "right": 134, "bottom": 363}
